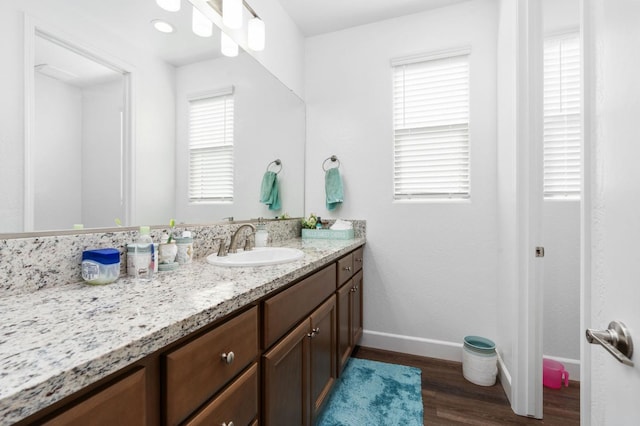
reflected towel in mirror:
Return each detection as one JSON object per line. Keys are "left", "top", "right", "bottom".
{"left": 260, "top": 171, "right": 281, "bottom": 210}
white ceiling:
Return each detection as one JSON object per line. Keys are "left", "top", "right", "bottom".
{"left": 277, "top": 0, "right": 471, "bottom": 37}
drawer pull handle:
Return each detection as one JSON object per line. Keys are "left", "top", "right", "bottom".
{"left": 221, "top": 422, "right": 234, "bottom": 426}
{"left": 351, "top": 287, "right": 358, "bottom": 292}
{"left": 221, "top": 351, "right": 235, "bottom": 365}
{"left": 343, "top": 266, "right": 352, "bottom": 272}
{"left": 307, "top": 327, "right": 321, "bottom": 338}
{"left": 356, "top": 258, "right": 363, "bottom": 262}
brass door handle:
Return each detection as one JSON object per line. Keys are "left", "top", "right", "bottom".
{"left": 586, "top": 320, "right": 634, "bottom": 366}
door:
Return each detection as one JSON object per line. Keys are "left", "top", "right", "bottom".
{"left": 582, "top": 0, "right": 640, "bottom": 423}
{"left": 309, "top": 296, "right": 336, "bottom": 421}
{"left": 262, "top": 319, "right": 310, "bottom": 426}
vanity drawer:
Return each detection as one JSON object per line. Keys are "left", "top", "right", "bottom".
{"left": 185, "top": 363, "right": 258, "bottom": 426}
{"left": 353, "top": 247, "right": 364, "bottom": 273}
{"left": 43, "top": 368, "right": 146, "bottom": 426}
{"left": 337, "top": 253, "right": 354, "bottom": 286}
{"left": 165, "top": 306, "right": 258, "bottom": 426}
{"left": 263, "top": 263, "right": 336, "bottom": 348}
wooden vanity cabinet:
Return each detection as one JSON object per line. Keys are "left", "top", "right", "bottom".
{"left": 19, "top": 245, "right": 363, "bottom": 426}
{"left": 337, "top": 254, "right": 364, "bottom": 375}
{"left": 263, "top": 296, "right": 336, "bottom": 426}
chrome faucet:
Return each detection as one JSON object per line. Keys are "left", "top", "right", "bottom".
{"left": 228, "top": 224, "right": 257, "bottom": 254}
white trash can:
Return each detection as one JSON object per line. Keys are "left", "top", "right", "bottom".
{"left": 462, "top": 336, "right": 498, "bottom": 386}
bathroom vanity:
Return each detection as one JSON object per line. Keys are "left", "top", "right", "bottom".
{"left": 0, "top": 237, "right": 364, "bottom": 425}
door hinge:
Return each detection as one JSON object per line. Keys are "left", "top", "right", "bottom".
{"left": 535, "top": 246, "right": 545, "bottom": 258}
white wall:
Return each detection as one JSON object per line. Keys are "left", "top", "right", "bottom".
{"left": 33, "top": 74, "right": 83, "bottom": 230}
{"left": 0, "top": 0, "right": 175, "bottom": 232}
{"left": 175, "top": 52, "right": 305, "bottom": 223}
{"left": 305, "top": 0, "right": 499, "bottom": 360}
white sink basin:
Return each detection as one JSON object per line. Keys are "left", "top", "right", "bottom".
{"left": 206, "top": 247, "right": 304, "bottom": 267}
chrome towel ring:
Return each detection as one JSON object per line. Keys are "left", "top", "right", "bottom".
{"left": 266, "top": 159, "right": 282, "bottom": 174}
{"left": 322, "top": 155, "right": 340, "bottom": 171}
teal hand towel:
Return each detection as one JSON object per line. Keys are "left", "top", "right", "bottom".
{"left": 260, "top": 171, "right": 281, "bottom": 211}
{"left": 325, "top": 168, "right": 344, "bottom": 211}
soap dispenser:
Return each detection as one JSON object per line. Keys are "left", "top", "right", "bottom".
{"left": 255, "top": 218, "right": 268, "bottom": 248}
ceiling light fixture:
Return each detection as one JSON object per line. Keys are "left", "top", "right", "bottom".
{"left": 222, "top": 0, "right": 243, "bottom": 29}
{"left": 247, "top": 16, "right": 265, "bottom": 51}
{"left": 192, "top": 6, "right": 213, "bottom": 37}
{"left": 196, "top": 0, "right": 266, "bottom": 53}
{"left": 156, "top": 0, "right": 181, "bottom": 12}
{"left": 151, "top": 19, "right": 175, "bottom": 33}
{"left": 221, "top": 32, "right": 239, "bottom": 57}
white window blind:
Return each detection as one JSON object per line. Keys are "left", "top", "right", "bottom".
{"left": 188, "top": 89, "right": 234, "bottom": 202}
{"left": 543, "top": 33, "right": 581, "bottom": 199}
{"left": 392, "top": 50, "right": 470, "bottom": 199}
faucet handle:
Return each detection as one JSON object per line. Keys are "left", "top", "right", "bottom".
{"left": 214, "top": 237, "right": 228, "bottom": 257}
{"left": 244, "top": 232, "right": 256, "bottom": 251}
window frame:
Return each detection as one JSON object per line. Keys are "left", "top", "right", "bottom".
{"left": 391, "top": 47, "right": 472, "bottom": 201}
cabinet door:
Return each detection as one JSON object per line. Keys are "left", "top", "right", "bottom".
{"left": 336, "top": 281, "right": 352, "bottom": 375}
{"left": 43, "top": 369, "right": 146, "bottom": 426}
{"left": 352, "top": 270, "right": 363, "bottom": 346}
{"left": 310, "top": 296, "right": 337, "bottom": 421}
{"left": 263, "top": 319, "right": 310, "bottom": 426}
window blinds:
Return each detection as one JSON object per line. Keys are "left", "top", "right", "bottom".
{"left": 392, "top": 51, "right": 470, "bottom": 199}
{"left": 543, "top": 33, "right": 581, "bottom": 199}
{"left": 188, "top": 90, "right": 234, "bottom": 202}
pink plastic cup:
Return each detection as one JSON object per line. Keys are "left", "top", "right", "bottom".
{"left": 543, "top": 358, "right": 569, "bottom": 389}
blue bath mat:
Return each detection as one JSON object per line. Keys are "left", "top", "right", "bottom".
{"left": 317, "top": 357, "right": 423, "bottom": 426}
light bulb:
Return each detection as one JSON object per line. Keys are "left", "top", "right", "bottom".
{"left": 223, "top": 0, "right": 243, "bottom": 29}
{"left": 192, "top": 6, "right": 213, "bottom": 37}
{"left": 248, "top": 17, "right": 265, "bottom": 51}
{"left": 221, "top": 32, "right": 239, "bottom": 57}
{"left": 156, "top": 0, "right": 180, "bottom": 12}
{"left": 151, "top": 19, "right": 175, "bottom": 33}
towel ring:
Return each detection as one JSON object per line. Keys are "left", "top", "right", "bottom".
{"left": 267, "top": 159, "right": 282, "bottom": 174}
{"left": 322, "top": 155, "right": 340, "bottom": 171}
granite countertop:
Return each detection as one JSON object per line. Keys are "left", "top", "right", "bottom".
{"left": 0, "top": 237, "right": 365, "bottom": 425}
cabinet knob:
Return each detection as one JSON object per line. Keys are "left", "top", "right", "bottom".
{"left": 343, "top": 266, "right": 352, "bottom": 272}
{"left": 356, "top": 258, "right": 363, "bottom": 262}
{"left": 351, "top": 287, "right": 357, "bottom": 293}
{"left": 221, "top": 351, "right": 235, "bottom": 365}
{"left": 221, "top": 422, "right": 234, "bottom": 426}
{"left": 307, "top": 327, "right": 320, "bottom": 338}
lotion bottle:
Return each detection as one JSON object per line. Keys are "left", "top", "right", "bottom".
{"left": 255, "top": 218, "right": 268, "bottom": 248}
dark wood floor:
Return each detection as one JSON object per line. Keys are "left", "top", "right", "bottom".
{"left": 353, "top": 346, "right": 580, "bottom": 425}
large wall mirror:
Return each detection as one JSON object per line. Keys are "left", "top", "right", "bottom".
{"left": 0, "top": 0, "right": 305, "bottom": 236}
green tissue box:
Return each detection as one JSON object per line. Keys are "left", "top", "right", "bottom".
{"left": 302, "top": 228, "right": 354, "bottom": 240}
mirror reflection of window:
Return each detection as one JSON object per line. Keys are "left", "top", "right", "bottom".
{"left": 33, "top": 34, "right": 125, "bottom": 231}
{"left": 188, "top": 88, "right": 235, "bottom": 203}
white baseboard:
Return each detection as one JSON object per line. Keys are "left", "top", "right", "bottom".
{"left": 360, "top": 329, "right": 463, "bottom": 362}
{"left": 543, "top": 354, "right": 580, "bottom": 382}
